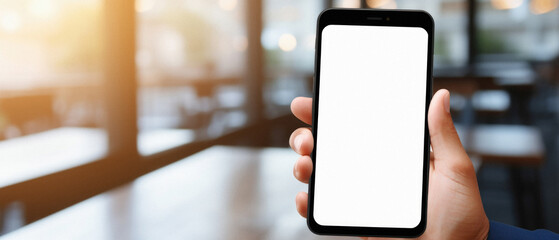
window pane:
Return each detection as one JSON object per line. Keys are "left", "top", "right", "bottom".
{"left": 477, "top": 0, "right": 559, "bottom": 60}
{"left": 263, "top": 1, "right": 323, "bottom": 117}
{"left": 0, "top": 0, "right": 107, "bottom": 187}
{"left": 262, "top": 0, "right": 468, "bottom": 118}
{"left": 366, "top": 0, "right": 468, "bottom": 67}
{"left": 136, "top": 0, "right": 248, "bottom": 155}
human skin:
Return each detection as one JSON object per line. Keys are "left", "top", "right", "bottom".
{"left": 288, "top": 89, "right": 490, "bottom": 240}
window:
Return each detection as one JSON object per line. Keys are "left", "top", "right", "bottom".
{"left": 356, "top": 0, "right": 469, "bottom": 67}
{"left": 136, "top": 0, "right": 249, "bottom": 155}
{"left": 1, "top": 0, "right": 258, "bottom": 231}
{"left": 477, "top": 0, "right": 559, "bottom": 60}
{"left": 0, "top": 0, "right": 107, "bottom": 188}
{"left": 263, "top": 0, "right": 324, "bottom": 117}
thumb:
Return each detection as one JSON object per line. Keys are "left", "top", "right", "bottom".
{"left": 428, "top": 89, "right": 472, "bottom": 172}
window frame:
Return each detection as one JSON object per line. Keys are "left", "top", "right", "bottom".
{"left": 0, "top": 0, "right": 265, "bottom": 228}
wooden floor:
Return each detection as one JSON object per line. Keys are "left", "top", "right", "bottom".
{"left": 0, "top": 146, "right": 352, "bottom": 240}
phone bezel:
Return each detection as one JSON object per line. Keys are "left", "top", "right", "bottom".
{"left": 308, "top": 8, "right": 434, "bottom": 238}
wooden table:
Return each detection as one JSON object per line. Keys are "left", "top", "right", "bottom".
{"left": 0, "top": 146, "right": 350, "bottom": 240}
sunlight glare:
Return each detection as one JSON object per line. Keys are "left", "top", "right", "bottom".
{"left": 1, "top": 11, "right": 22, "bottom": 32}
{"left": 28, "top": 0, "right": 58, "bottom": 19}
{"left": 136, "top": 0, "right": 156, "bottom": 13}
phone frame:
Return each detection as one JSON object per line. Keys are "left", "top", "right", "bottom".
{"left": 308, "top": 8, "right": 434, "bottom": 238}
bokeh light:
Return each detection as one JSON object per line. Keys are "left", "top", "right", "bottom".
{"left": 491, "top": 0, "right": 524, "bottom": 10}
{"left": 530, "top": 0, "right": 559, "bottom": 14}
{"left": 1, "top": 11, "right": 22, "bottom": 32}
{"left": 366, "top": 0, "right": 397, "bottom": 9}
{"left": 278, "top": 33, "right": 297, "bottom": 52}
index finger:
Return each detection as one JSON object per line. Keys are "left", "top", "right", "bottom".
{"left": 291, "top": 97, "right": 313, "bottom": 125}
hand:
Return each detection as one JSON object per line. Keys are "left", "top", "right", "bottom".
{"left": 289, "top": 89, "right": 490, "bottom": 240}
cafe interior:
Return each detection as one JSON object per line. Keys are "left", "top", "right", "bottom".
{"left": 0, "top": 0, "right": 558, "bottom": 239}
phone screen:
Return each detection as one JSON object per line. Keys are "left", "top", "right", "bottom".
{"left": 313, "top": 24, "right": 428, "bottom": 228}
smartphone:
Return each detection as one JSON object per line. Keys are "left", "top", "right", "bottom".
{"left": 308, "top": 9, "right": 434, "bottom": 237}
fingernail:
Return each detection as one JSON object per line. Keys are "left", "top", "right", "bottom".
{"left": 444, "top": 91, "right": 450, "bottom": 113}
{"left": 294, "top": 135, "right": 303, "bottom": 152}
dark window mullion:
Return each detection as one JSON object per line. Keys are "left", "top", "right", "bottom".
{"left": 245, "top": 0, "right": 265, "bottom": 124}
{"left": 103, "top": 0, "right": 139, "bottom": 160}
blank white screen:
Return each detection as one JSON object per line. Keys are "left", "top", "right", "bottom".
{"left": 314, "top": 25, "right": 428, "bottom": 228}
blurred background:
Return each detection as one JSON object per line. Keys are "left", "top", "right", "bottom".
{"left": 0, "top": 0, "right": 558, "bottom": 239}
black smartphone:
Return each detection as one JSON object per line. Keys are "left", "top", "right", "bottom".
{"left": 308, "top": 9, "right": 434, "bottom": 238}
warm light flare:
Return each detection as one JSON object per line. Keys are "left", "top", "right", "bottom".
{"left": 366, "top": 0, "right": 397, "bottom": 9}
{"left": 278, "top": 33, "right": 297, "bottom": 52}
{"left": 218, "top": 0, "right": 238, "bottom": 11}
{"left": 135, "top": 0, "right": 155, "bottom": 13}
{"left": 491, "top": 0, "right": 524, "bottom": 10}
{"left": 339, "top": 0, "right": 360, "bottom": 8}
{"left": 1, "top": 11, "right": 22, "bottom": 32}
{"left": 28, "top": 0, "right": 58, "bottom": 19}
{"left": 530, "top": 0, "right": 559, "bottom": 14}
